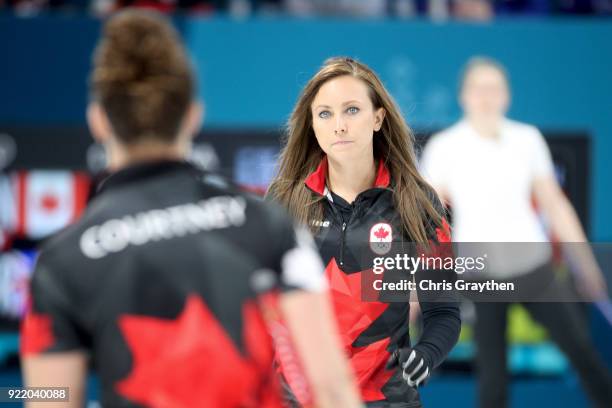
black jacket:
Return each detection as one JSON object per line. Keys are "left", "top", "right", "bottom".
{"left": 21, "top": 161, "right": 324, "bottom": 407}
{"left": 302, "top": 157, "right": 461, "bottom": 406}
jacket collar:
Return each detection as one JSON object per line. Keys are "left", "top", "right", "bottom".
{"left": 304, "top": 156, "right": 391, "bottom": 196}
{"left": 97, "top": 160, "right": 196, "bottom": 195}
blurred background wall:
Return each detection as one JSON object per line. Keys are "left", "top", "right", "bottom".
{"left": 1, "top": 16, "right": 611, "bottom": 240}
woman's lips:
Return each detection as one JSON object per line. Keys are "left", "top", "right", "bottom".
{"left": 332, "top": 140, "right": 353, "bottom": 146}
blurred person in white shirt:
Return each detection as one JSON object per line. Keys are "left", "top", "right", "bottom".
{"left": 421, "top": 56, "right": 612, "bottom": 408}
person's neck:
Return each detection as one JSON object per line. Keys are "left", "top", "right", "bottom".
{"left": 327, "top": 155, "right": 377, "bottom": 204}
{"left": 467, "top": 116, "right": 503, "bottom": 139}
{"left": 107, "top": 141, "right": 187, "bottom": 171}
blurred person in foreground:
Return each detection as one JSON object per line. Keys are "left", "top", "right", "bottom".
{"left": 421, "top": 56, "right": 612, "bottom": 408}
{"left": 267, "top": 57, "right": 461, "bottom": 408}
{"left": 20, "top": 10, "right": 363, "bottom": 408}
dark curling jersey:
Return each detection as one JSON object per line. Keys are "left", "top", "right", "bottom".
{"left": 20, "top": 161, "right": 327, "bottom": 408}
{"left": 301, "top": 157, "right": 461, "bottom": 406}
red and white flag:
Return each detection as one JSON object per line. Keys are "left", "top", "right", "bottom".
{"left": 14, "top": 171, "right": 89, "bottom": 239}
{"left": 0, "top": 175, "right": 16, "bottom": 249}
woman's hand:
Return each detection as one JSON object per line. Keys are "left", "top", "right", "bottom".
{"left": 386, "top": 347, "right": 431, "bottom": 388}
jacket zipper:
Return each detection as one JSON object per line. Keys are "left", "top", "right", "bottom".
{"left": 329, "top": 192, "right": 365, "bottom": 269}
{"left": 339, "top": 221, "right": 347, "bottom": 266}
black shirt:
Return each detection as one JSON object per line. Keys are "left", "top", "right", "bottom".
{"left": 299, "top": 157, "right": 461, "bottom": 406}
{"left": 21, "top": 160, "right": 325, "bottom": 407}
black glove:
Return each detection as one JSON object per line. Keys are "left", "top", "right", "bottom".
{"left": 386, "top": 347, "right": 431, "bottom": 387}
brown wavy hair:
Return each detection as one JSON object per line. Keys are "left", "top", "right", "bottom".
{"left": 266, "top": 57, "right": 444, "bottom": 243}
{"left": 90, "top": 9, "right": 194, "bottom": 145}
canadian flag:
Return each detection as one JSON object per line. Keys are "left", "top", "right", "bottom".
{"left": 0, "top": 175, "right": 16, "bottom": 250}
{"left": 14, "top": 171, "right": 90, "bottom": 239}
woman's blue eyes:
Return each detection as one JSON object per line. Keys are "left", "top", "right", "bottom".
{"left": 318, "top": 107, "right": 359, "bottom": 118}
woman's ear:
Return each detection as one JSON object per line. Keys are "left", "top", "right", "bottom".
{"left": 374, "top": 107, "right": 386, "bottom": 132}
{"left": 87, "top": 103, "right": 113, "bottom": 145}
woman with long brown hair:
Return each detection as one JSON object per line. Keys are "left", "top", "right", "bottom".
{"left": 267, "top": 57, "right": 461, "bottom": 407}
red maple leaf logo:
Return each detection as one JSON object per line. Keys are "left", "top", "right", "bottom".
{"left": 40, "top": 193, "right": 59, "bottom": 212}
{"left": 116, "top": 295, "right": 282, "bottom": 408}
{"left": 373, "top": 226, "right": 389, "bottom": 240}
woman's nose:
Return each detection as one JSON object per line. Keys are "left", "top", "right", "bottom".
{"left": 334, "top": 118, "right": 347, "bottom": 134}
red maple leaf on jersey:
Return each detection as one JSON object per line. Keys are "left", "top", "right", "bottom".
{"left": 373, "top": 226, "right": 389, "bottom": 240}
{"left": 116, "top": 295, "right": 281, "bottom": 408}
{"left": 324, "top": 259, "right": 393, "bottom": 401}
